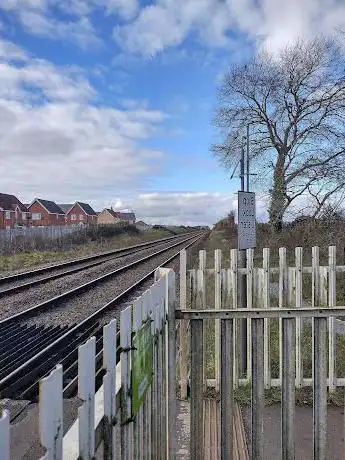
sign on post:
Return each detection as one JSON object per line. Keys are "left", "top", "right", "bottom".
{"left": 238, "top": 191, "right": 256, "bottom": 250}
{"left": 131, "top": 320, "right": 153, "bottom": 416}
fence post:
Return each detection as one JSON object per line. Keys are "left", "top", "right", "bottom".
{"left": 197, "top": 250, "right": 207, "bottom": 388}
{"left": 263, "top": 248, "right": 271, "bottom": 389}
{"left": 230, "top": 249, "right": 239, "bottom": 387}
{"left": 121, "top": 306, "right": 133, "bottom": 460}
{"left": 142, "top": 290, "right": 152, "bottom": 459}
{"left": 78, "top": 336, "right": 96, "bottom": 459}
{"left": 166, "top": 269, "right": 177, "bottom": 459}
{"left": 214, "top": 249, "right": 222, "bottom": 392}
{"left": 190, "top": 318, "right": 204, "bottom": 460}
{"left": 39, "top": 365, "right": 63, "bottom": 460}
{"left": 279, "top": 248, "right": 288, "bottom": 385}
{"left": 103, "top": 319, "right": 117, "bottom": 460}
{"left": 0, "top": 400, "right": 10, "bottom": 460}
{"left": 133, "top": 297, "right": 143, "bottom": 459}
{"left": 221, "top": 318, "right": 234, "bottom": 458}
{"left": 179, "top": 250, "right": 188, "bottom": 399}
{"left": 313, "top": 317, "right": 327, "bottom": 460}
{"left": 282, "top": 317, "right": 296, "bottom": 460}
{"left": 295, "top": 247, "right": 303, "bottom": 388}
{"left": 328, "top": 246, "right": 336, "bottom": 391}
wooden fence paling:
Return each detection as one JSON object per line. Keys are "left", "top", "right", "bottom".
{"left": 198, "top": 250, "right": 207, "bottom": 388}
{"left": 328, "top": 246, "right": 336, "bottom": 391}
{"left": 103, "top": 319, "right": 117, "bottom": 460}
{"left": 230, "top": 249, "right": 239, "bottom": 387}
{"left": 78, "top": 336, "right": 96, "bottom": 458}
{"left": 214, "top": 249, "right": 222, "bottom": 391}
{"left": 165, "top": 269, "right": 177, "bottom": 458}
{"left": 0, "top": 403, "right": 10, "bottom": 460}
{"left": 295, "top": 247, "right": 303, "bottom": 388}
{"left": 142, "top": 289, "right": 152, "bottom": 459}
{"left": 279, "top": 248, "right": 288, "bottom": 384}
{"left": 179, "top": 249, "right": 188, "bottom": 399}
{"left": 263, "top": 248, "right": 271, "bottom": 388}
{"left": 133, "top": 297, "right": 143, "bottom": 459}
{"left": 121, "top": 306, "right": 132, "bottom": 460}
{"left": 39, "top": 365, "right": 63, "bottom": 459}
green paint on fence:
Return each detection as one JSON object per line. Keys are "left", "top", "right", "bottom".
{"left": 131, "top": 320, "right": 153, "bottom": 416}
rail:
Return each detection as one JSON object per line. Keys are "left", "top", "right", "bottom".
{"left": 0, "top": 268, "right": 176, "bottom": 459}
{"left": 0, "top": 233, "right": 204, "bottom": 399}
{"left": 0, "top": 232, "right": 200, "bottom": 295}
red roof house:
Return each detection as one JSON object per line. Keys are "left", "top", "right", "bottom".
{"left": 0, "top": 193, "right": 30, "bottom": 229}
{"left": 27, "top": 199, "right": 66, "bottom": 226}
{"left": 60, "top": 202, "right": 97, "bottom": 226}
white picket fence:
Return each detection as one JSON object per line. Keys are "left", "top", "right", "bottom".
{"left": 0, "top": 268, "right": 176, "bottom": 459}
{"left": 178, "top": 246, "right": 345, "bottom": 395}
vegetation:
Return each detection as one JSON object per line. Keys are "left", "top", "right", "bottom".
{"left": 213, "top": 38, "right": 345, "bottom": 231}
{"left": 0, "top": 226, "right": 173, "bottom": 273}
{"left": 199, "top": 221, "right": 345, "bottom": 406}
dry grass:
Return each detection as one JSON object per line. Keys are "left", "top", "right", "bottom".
{"left": 0, "top": 229, "right": 172, "bottom": 273}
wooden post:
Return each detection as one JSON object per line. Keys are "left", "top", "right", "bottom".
{"left": 78, "top": 337, "right": 96, "bottom": 458}
{"left": 328, "top": 246, "right": 336, "bottom": 391}
{"left": 39, "top": 365, "right": 63, "bottom": 460}
{"left": 103, "top": 319, "right": 117, "bottom": 460}
{"left": 214, "top": 249, "right": 222, "bottom": 391}
{"left": 295, "top": 247, "right": 303, "bottom": 388}
{"left": 121, "top": 306, "right": 133, "bottom": 460}
{"left": 0, "top": 401, "right": 10, "bottom": 460}
{"left": 179, "top": 250, "right": 189, "bottom": 399}
{"left": 263, "top": 248, "right": 271, "bottom": 388}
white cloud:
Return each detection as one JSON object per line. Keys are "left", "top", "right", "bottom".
{"left": 18, "top": 9, "right": 101, "bottom": 48}
{"left": 0, "top": 38, "right": 167, "bottom": 201}
{"left": 105, "top": 0, "right": 139, "bottom": 20}
{"left": 114, "top": 0, "right": 345, "bottom": 56}
{"left": 114, "top": 0, "right": 232, "bottom": 56}
{"left": 100, "top": 192, "right": 268, "bottom": 226}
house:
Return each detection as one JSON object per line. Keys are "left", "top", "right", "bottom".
{"left": 0, "top": 193, "right": 30, "bottom": 229}
{"left": 27, "top": 199, "right": 66, "bottom": 226}
{"left": 97, "top": 208, "right": 136, "bottom": 225}
{"left": 60, "top": 202, "right": 98, "bottom": 226}
{"left": 136, "top": 220, "right": 151, "bottom": 231}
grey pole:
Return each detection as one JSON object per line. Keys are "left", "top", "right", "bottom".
{"left": 238, "top": 144, "right": 247, "bottom": 375}
{"left": 246, "top": 124, "right": 250, "bottom": 192}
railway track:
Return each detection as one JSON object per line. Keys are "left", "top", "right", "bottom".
{"left": 0, "top": 233, "right": 194, "bottom": 296}
{"left": 0, "top": 231, "right": 206, "bottom": 408}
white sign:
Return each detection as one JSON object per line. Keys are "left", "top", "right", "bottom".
{"left": 238, "top": 191, "right": 256, "bottom": 250}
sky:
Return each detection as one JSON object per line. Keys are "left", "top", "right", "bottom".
{"left": 0, "top": 0, "right": 344, "bottom": 226}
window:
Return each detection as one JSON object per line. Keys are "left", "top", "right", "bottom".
{"left": 22, "top": 213, "right": 27, "bottom": 220}
{"left": 71, "top": 214, "right": 77, "bottom": 221}
{"left": 5, "top": 211, "right": 11, "bottom": 219}
{"left": 79, "top": 214, "right": 84, "bottom": 221}
{"left": 32, "top": 213, "right": 41, "bottom": 220}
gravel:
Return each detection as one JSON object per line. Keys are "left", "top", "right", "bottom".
{"left": 25, "top": 238, "right": 199, "bottom": 328}
{"left": 0, "top": 238, "right": 180, "bottom": 293}
{"left": 0, "top": 236, "right": 193, "bottom": 321}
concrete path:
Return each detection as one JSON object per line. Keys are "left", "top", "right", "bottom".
{"left": 242, "top": 404, "right": 344, "bottom": 459}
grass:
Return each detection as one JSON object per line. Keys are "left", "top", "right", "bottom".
{"left": 0, "top": 228, "right": 173, "bottom": 273}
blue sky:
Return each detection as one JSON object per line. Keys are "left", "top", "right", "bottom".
{"left": 0, "top": 0, "right": 343, "bottom": 225}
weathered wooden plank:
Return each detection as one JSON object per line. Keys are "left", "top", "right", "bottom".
{"left": 39, "top": 365, "right": 63, "bottom": 460}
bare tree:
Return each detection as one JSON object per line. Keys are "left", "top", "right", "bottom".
{"left": 212, "top": 38, "right": 345, "bottom": 231}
